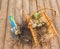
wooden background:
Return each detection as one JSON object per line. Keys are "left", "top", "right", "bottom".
{"left": 0, "top": 0, "right": 60, "bottom": 49}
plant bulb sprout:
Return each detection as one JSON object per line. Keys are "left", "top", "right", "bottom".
{"left": 25, "top": 8, "right": 59, "bottom": 45}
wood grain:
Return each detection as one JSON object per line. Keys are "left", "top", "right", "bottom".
{"left": 0, "top": 0, "right": 60, "bottom": 49}
{"left": 37, "top": 0, "right": 51, "bottom": 49}
{"left": 50, "top": 0, "right": 60, "bottom": 49}
{"left": 29, "top": 0, "right": 41, "bottom": 49}
{"left": 14, "top": 0, "right": 23, "bottom": 49}
{"left": 0, "top": 0, "right": 8, "bottom": 49}
{"left": 0, "top": 0, "right": 1, "bottom": 5}
{"left": 4, "top": 0, "right": 15, "bottom": 49}
{"left": 22, "top": 0, "right": 31, "bottom": 49}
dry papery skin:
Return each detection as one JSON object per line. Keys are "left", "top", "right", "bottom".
{"left": 30, "top": 15, "right": 54, "bottom": 45}
{"left": 17, "top": 22, "right": 53, "bottom": 46}
{"left": 15, "top": 12, "right": 55, "bottom": 46}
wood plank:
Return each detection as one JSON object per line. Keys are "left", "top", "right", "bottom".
{"left": 13, "top": 40, "right": 23, "bottom": 49}
{"left": 43, "top": 0, "right": 52, "bottom": 20}
{"left": 55, "top": 1, "right": 60, "bottom": 45}
{"left": 23, "top": 44, "right": 31, "bottom": 49}
{"left": 22, "top": 0, "right": 29, "bottom": 22}
{"left": 42, "top": 43, "right": 50, "bottom": 49}
{"left": 29, "top": 0, "right": 37, "bottom": 49}
{"left": 56, "top": 0, "right": 60, "bottom": 13}
{"left": 36, "top": 0, "right": 44, "bottom": 9}
{"left": 29, "top": 0, "right": 37, "bottom": 14}
{"left": 15, "top": 0, "right": 22, "bottom": 25}
{"left": 29, "top": 0, "right": 41, "bottom": 49}
{"left": 29, "top": 0, "right": 37, "bottom": 45}
{"left": 0, "top": 0, "right": 8, "bottom": 49}
{"left": 49, "top": 0, "right": 60, "bottom": 17}
{"left": 0, "top": 0, "right": 2, "bottom": 10}
{"left": 0, "top": 0, "right": 60, "bottom": 49}
{"left": 50, "top": 0, "right": 60, "bottom": 39}
{"left": 4, "top": 0, "right": 16, "bottom": 49}
{"left": 50, "top": 36, "right": 59, "bottom": 49}
{"left": 32, "top": 45, "right": 41, "bottom": 49}
{"left": 37, "top": 0, "right": 51, "bottom": 49}
{"left": 22, "top": 0, "right": 31, "bottom": 49}
{"left": 13, "top": 0, "right": 23, "bottom": 49}
{"left": 50, "top": 0, "right": 60, "bottom": 49}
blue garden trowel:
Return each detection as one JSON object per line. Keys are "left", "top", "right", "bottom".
{"left": 9, "top": 16, "right": 19, "bottom": 35}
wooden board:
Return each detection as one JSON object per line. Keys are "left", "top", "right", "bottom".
{"left": 4, "top": 0, "right": 15, "bottom": 49}
{"left": 22, "top": 0, "right": 31, "bottom": 49}
{"left": 0, "top": 0, "right": 60, "bottom": 49}
{"left": 0, "top": 0, "right": 8, "bottom": 49}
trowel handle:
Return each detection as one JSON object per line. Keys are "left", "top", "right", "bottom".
{"left": 9, "top": 16, "right": 17, "bottom": 28}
